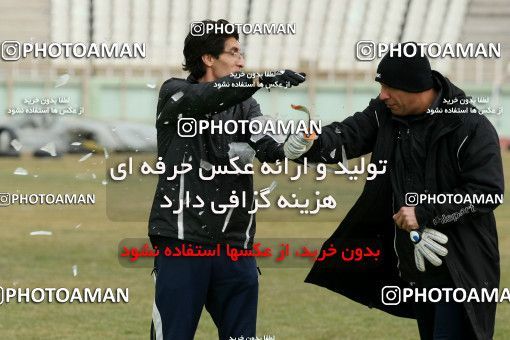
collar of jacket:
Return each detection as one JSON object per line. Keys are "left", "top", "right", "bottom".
{"left": 382, "top": 99, "right": 462, "bottom": 146}
{"left": 423, "top": 99, "right": 464, "bottom": 193}
{"left": 429, "top": 111, "right": 462, "bottom": 147}
{"left": 423, "top": 114, "right": 461, "bottom": 195}
{"left": 425, "top": 70, "right": 465, "bottom": 146}
{"left": 186, "top": 74, "right": 199, "bottom": 84}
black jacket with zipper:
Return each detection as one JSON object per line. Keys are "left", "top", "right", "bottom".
{"left": 148, "top": 74, "right": 284, "bottom": 250}
{"left": 303, "top": 71, "right": 504, "bottom": 340}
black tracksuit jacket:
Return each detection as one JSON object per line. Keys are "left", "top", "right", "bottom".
{"left": 148, "top": 74, "right": 284, "bottom": 249}
{"left": 304, "top": 71, "right": 504, "bottom": 340}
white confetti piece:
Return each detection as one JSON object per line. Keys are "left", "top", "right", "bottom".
{"left": 200, "top": 159, "right": 213, "bottom": 171}
{"left": 30, "top": 231, "right": 52, "bottom": 236}
{"left": 14, "top": 167, "right": 28, "bottom": 176}
{"left": 228, "top": 142, "right": 256, "bottom": 167}
{"left": 92, "top": 173, "right": 97, "bottom": 179}
{"left": 75, "top": 173, "right": 94, "bottom": 180}
{"left": 10, "top": 139, "right": 23, "bottom": 151}
{"left": 78, "top": 153, "right": 93, "bottom": 162}
{"left": 71, "top": 142, "right": 81, "bottom": 146}
{"left": 33, "top": 174, "right": 39, "bottom": 178}
{"left": 101, "top": 179, "right": 108, "bottom": 186}
{"left": 74, "top": 223, "right": 81, "bottom": 229}
{"left": 55, "top": 74, "right": 70, "bottom": 88}
{"left": 72, "top": 265, "right": 78, "bottom": 277}
{"left": 40, "top": 142, "right": 57, "bottom": 156}
{"left": 330, "top": 149, "right": 336, "bottom": 158}
{"left": 103, "top": 148, "right": 109, "bottom": 159}
{"left": 268, "top": 180, "right": 278, "bottom": 193}
{"left": 146, "top": 83, "right": 156, "bottom": 89}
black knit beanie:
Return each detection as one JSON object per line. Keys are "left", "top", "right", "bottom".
{"left": 375, "top": 42, "right": 433, "bottom": 93}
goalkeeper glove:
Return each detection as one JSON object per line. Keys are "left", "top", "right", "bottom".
{"left": 410, "top": 228, "right": 448, "bottom": 272}
{"left": 283, "top": 131, "right": 317, "bottom": 159}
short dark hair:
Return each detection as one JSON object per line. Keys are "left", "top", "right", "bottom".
{"left": 182, "top": 19, "right": 240, "bottom": 79}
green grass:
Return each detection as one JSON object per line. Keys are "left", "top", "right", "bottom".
{"left": 0, "top": 153, "right": 509, "bottom": 339}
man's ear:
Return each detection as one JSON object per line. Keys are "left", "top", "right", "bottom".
{"left": 201, "top": 54, "right": 215, "bottom": 67}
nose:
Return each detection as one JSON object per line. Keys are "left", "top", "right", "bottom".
{"left": 237, "top": 58, "right": 245, "bottom": 69}
{"left": 379, "top": 89, "right": 390, "bottom": 101}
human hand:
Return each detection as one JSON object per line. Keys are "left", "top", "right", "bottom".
{"left": 393, "top": 206, "right": 419, "bottom": 232}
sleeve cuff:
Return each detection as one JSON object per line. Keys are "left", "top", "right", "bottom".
{"left": 415, "top": 204, "right": 434, "bottom": 228}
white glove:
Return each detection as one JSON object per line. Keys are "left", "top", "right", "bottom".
{"left": 283, "top": 132, "right": 316, "bottom": 159}
{"left": 410, "top": 228, "right": 448, "bottom": 272}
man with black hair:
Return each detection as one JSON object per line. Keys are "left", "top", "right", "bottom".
{"left": 285, "top": 42, "right": 504, "bottom": 339}
{"left": 148, "top": 19, "right": 311, "bottom": 340}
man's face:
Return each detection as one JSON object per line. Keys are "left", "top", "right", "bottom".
{"left": 378, "top": 83, "right": 418, "bottom": 116}
{"left": 210, "top": 37, "right": 245, "bottom": 79}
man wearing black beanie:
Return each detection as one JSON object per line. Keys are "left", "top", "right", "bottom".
{"left": 289, "top": 42, "right": 503, "bottom": 340}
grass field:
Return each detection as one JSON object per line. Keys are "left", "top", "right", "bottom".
{"left": 0, "top": 152, "right": 509, "bottom": 339}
